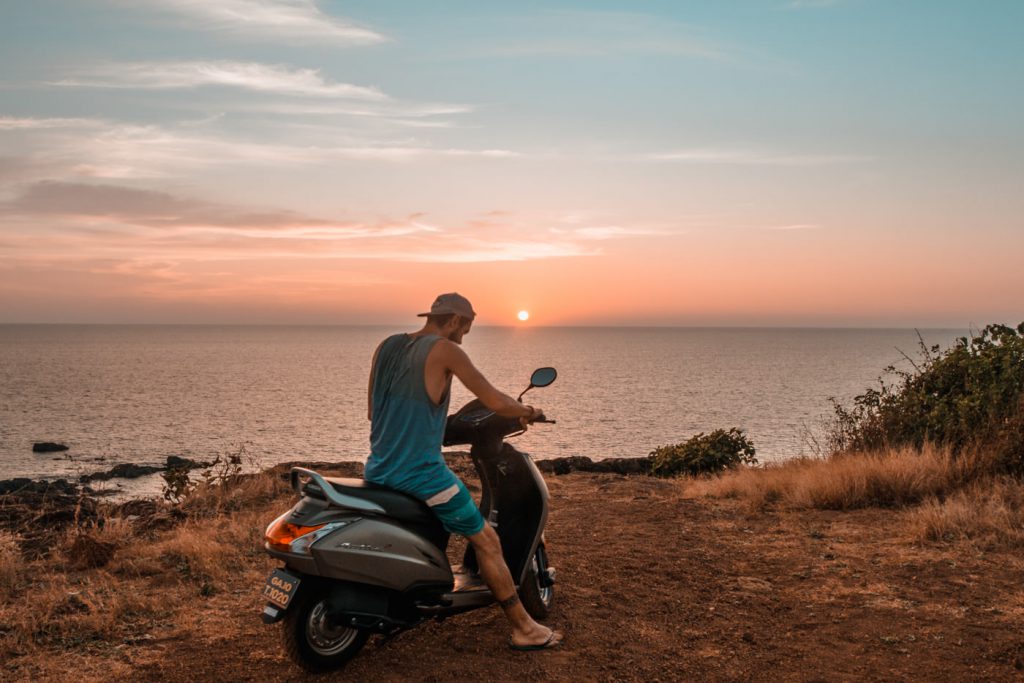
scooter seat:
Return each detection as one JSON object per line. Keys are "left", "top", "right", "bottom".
{"left": 323, "top": 477, "right": 438, "bottom": 527}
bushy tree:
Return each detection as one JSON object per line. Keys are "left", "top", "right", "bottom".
{"left": 828, "top": 323, "right": 1024, "bottom": 472}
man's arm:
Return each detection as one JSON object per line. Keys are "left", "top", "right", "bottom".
{"left": 434, "top": 340, "right": 537, "bottom": 419}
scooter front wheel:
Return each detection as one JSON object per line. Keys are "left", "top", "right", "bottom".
{"left": 519, "top": 545, "right": 554, "bottom": 619}
{"left": 282, "top": 591, "right": 370, "bottom": 673}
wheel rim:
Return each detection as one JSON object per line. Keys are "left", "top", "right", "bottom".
{"left": 305, "top": 601, "right": 360, "bottom": 656}
{"left": 533, "top": 555, "right": 553, "bottom": 606}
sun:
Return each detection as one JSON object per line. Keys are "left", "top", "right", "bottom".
{"left": 517, "top": 310, "right": 530, "bottom": 322}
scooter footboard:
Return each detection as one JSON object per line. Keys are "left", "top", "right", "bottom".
{"left": 312, "top": 517, "right": 453, "bottom": 592}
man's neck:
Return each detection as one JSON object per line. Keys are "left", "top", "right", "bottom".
{"left": 414, "top": 324, "right": 445, "bottom": 338}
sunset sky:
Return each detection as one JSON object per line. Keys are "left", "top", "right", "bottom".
{"left": 1, "top": 1, "right": 1021, "bottom": 327}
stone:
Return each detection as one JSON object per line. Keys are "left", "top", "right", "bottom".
{"left": 536, "top": 455, "right": 652, "bottom": 476}
{"left": 32, "top": 442, "right": 69, "bottom": 453}
{"left": 165, "top": 455, "right": 212, "bottom": 470}
{"left": 80, "top": 463, "right": 163, "bottom": 482}
{"left": 0, "top": 478, "right": 78, "bottom": 496}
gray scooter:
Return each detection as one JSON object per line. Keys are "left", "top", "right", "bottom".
{"left": 260, "top": 367, "right": 559, "bottom": 673}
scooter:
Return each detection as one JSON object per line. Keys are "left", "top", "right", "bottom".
{"left": 260, "top": 367, "right": 559, "bottom": 673}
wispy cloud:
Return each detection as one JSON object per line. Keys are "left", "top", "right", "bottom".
{"left": 1, "top": 118, "right": 520, "bottom": 178}
{"left": 404, "top": 239, "right": 593, "bottom": 263}
{"left": 0, "top": 117, "right": 103, "bottom": 130}
{"left": 249, "top": 101, "right": 473, "bottom": 118}
{"left": 137, "top": 0, "right": 386, "bottom": 45}
{"left": 3, "top": 181, "right": 444, "bottom": 237}
{"left": 760, "top": 223, "right": 822, "bottom": 231}
{"left": 41, "top": 61, "right": 473, "bottom": 127}
{"left": 470, "top": 10, "right": 734, "bottom": 60}
{"left": 0, "top": 182, "right": 591, "bottom": 264}
{"left": 54, "top": 61, "right": 386, "bottom": 100}
{"left": 642, "top": 148, "right": 872, "bottom": 166}
{"left": 550, "top": 225, "right": 669, "bottom": 240}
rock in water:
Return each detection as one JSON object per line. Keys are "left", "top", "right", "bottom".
{"left": 80, "top": 463, "right": 163, "bottom": 482}
{"left": 0, "top": 478, "right": 78, "bottom": 495}
{"left": 33, "top": 442, "right": 69, "bottom": 453}
{"left": 165, "top": 455, "right": 212, "bottom": 470}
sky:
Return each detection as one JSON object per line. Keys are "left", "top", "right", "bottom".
{"left": 1, "top": 0, "right": 1022, "bottom": 327}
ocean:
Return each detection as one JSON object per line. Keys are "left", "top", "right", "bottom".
{"left": 0, "top": 325, "right": 966, "bottom": 495}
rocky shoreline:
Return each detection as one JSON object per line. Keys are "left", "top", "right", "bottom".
{"left": 0, "top": 452, "right": 650, "bottom": 557}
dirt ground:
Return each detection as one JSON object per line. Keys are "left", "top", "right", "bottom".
{"left": 14, "top": 466, "right": 1024, "bottom": 682}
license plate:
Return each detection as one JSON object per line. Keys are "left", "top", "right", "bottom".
{"left": 263, "top": 569, "right": 300, "bottom": 609}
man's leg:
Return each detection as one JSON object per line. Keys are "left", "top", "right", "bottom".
{"left": 428, "top": 478, "right": 561, "bottom": 648}
{"left": 466, "top": 525, "right": 562, "bottom": 648}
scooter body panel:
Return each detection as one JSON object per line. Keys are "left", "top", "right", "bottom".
{"left": 311, "top": 518, "right": 453, "bottom": 592}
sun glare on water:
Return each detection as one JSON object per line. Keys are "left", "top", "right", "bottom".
{"left": 517, "top": 310, "right": 530, "bottom": 322}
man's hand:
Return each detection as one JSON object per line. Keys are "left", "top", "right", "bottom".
{"left": 519, "top": 405, "right": 543, "bottom": 429}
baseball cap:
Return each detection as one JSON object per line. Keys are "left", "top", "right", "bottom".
{"left": 417, "top": 292, "right": 477, "bottom": 319}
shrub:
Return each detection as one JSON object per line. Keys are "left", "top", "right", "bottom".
{"left": 827, "top": 323, "right": 1024, "bottom": 472}
{"left": 648, "top": 428, "right": 757, "bottom": 477}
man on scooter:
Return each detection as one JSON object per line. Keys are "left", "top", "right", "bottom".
{"left": 365, "top": 292, "right": 562, "bottom": 651}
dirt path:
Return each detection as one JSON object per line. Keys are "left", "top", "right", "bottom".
{"left": 103, "top": 471, "right": 1024, "bottom": 682}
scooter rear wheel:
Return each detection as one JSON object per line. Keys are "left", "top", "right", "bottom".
{"left": 282, "top": 591, "right": 370, "bottom": 673}
{"left": 519, "top": 545, "right": 554, "bottom": 619}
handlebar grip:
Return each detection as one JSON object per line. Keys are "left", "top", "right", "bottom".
{"left": 534, "top": 417, "right": 556, "bottom": 424}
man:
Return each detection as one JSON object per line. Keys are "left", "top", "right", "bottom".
{"left": 365, "top": 292, "right": 562, "bottom": 651}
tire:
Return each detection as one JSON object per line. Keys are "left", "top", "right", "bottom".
{"left": 281, "top": 591, "right": 370, "bottom": 673}
{"left": 519, "top": 544, "right": 554, "bottom": 620}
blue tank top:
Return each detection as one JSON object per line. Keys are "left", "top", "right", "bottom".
{"left": 364, "top": 333, "right": 458, "bottom": 500}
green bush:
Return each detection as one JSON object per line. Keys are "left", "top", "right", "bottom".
{"left": 827, "top": 323, "right": 1024, "bottom": 472}
{"left": 648, "top": 428, "right": 757, "bottom": 477}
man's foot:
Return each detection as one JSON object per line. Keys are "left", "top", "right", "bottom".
{"left": 509, "top": 626, "right": 562, "bottom": 651}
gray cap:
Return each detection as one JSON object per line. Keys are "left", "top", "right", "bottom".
{"left": 417, "top": 292, "right": 477, "bottom": 319}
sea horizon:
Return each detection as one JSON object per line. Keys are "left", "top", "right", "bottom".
{"left": 1, "top": 325, "right": 971, "bottom": 498}
{"left": 0, "top": 322, "right": 984, "bottom": 331}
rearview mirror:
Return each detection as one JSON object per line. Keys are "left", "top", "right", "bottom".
{"left": 530, "top": 367, "right": 557, "bottom": 388}
{"left": 519, "top": 367, "right": 557, "bottom": 401}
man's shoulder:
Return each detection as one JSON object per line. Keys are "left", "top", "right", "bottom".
{"left": 378, "top": 332, "right": 407, "bottom": 348}
{"left": 427, "top": 336, "right": 456, "bottom": 355}
{"left": 427, "top": 337, "right": 468, "bottom": 365}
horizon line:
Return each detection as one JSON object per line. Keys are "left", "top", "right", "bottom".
{"left": 0, "top": 321, "right": 983, "bottom": 331}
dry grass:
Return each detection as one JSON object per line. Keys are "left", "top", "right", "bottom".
{"left": 909, "top": 477, "right": 1024, "bottom": 547}
{"left": 0, "top": 469, "right": 294, "bottom": 669}
{"left": 0, "top": 531, "right": 23, "bottom": 599}
{"left": 181, "top": 468, "right": 289, "bottom": 517}
{"left": 689, "top": 443, "right": 995, "bottom": 511}
{"left": 689, "top": 442, "right": 1024, "bottom": 549}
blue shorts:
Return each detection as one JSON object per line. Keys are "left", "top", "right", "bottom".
{"left": 424, "top": 479, "right": 485, "bottom": 537}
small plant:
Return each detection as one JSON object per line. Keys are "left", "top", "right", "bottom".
{"left": 161, "top": 443, "right": 254, "bottom": 506}
{"left": 161, "top": 466, "right": 192, "bottom": 504}
{"left": 648, "top": 428, "right": 757, "bottom": 477}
